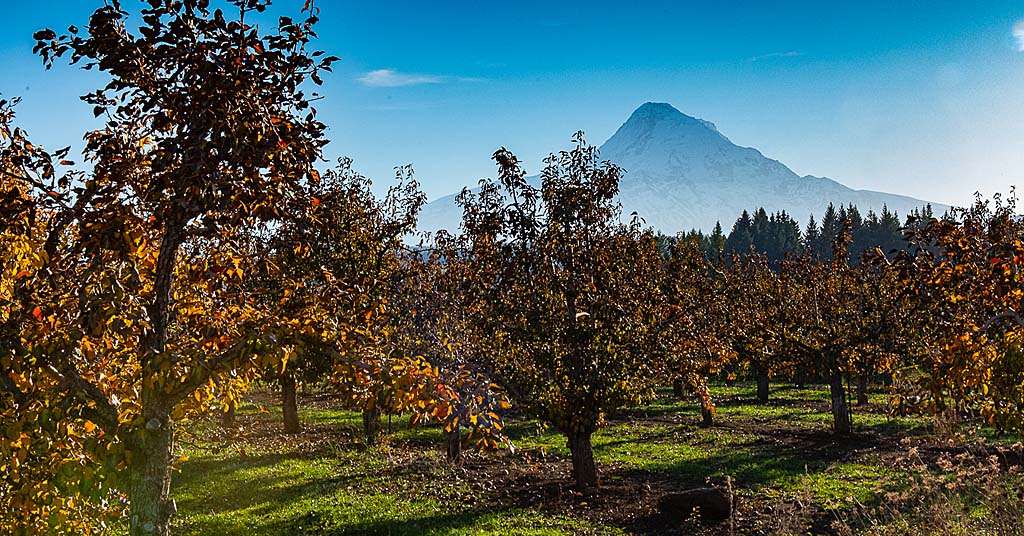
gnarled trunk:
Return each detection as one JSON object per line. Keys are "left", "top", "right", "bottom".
{"left": 856, "top": 374, "right": 869, "bottom": 406}
{"left": 829, "top": 372, "right": 851, "bottom": 434}
{"left": 756, "top": 370, "right": 770, "bottom": 404}
{"left": 280, "top": 372, "right": 300, "bottom": 434}
{"left": 567, "top": 430, "right": 598, "bottom": 489}
{"left": 445, "top": 423, "right": 462, "bottom": 464}
{"left": 127, "top": 408, "right": 175, "bottom": 536}
{"left": 362, "top": 406, "right": 381, "bottom": 446}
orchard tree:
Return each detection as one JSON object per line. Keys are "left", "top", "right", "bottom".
{"left": 662, "top": 236, "right": 735, "bottom": 424}
{"left": 261, "top": 159, "right": 424, "bottom": 436}
{"left": 778, "top": 223, "right": 906, "bottom": 433}
{"left": 894, "top": 193, "right": 1024, "bottom": 433}
{"left": 847, "top": 249, "right": 907, "bottom": 406}
{"left": 458, "top": 134, "right": 668, "bottom": 488}
{"left": 389, "top": 234, "right": 513, "bottom": 462}
{"left": 778, "top": 223, "right": 864, "bottom": 434}
{"left": 722, "top": 252, "right": 787, "bottom": 404}
{"left": 2, "top": 1, "right": 339, "bottom": 534}
{"left": 1, "top": 100, "right": 133, "bottom": 534}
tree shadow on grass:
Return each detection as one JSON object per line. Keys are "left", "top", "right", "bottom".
{"left": 605, "top": 433, "right": 894, "bottom": 536}
{"left": 610, "top": 422, "right": 892, "bottom": 488}
{"left": 172, "top": 448, "right": 389, "bottom": 520}
{"left": 174, "top": 451, "right": 297, "bottom": 491}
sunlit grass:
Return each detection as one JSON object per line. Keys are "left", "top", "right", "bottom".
{"left": 158, "top": 380, "right": 1018, "bottom": 535}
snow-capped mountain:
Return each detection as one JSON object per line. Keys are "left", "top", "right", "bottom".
{"left": 417, "top": 102, "right": 946, "bottom": 235}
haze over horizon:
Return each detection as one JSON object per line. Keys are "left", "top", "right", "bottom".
{"left": 417, "top": 101, "right": 950, "bottom": 235}
{"left": 2, "top": 1, "right": 1023, "bottom": 207}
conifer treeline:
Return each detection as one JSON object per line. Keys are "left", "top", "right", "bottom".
{"left": 659, "top": 202, "right": 937, "bottom": 262}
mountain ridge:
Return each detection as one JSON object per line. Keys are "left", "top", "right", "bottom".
{"left": 417, "top": 102, "right": 946, "bottom": 235}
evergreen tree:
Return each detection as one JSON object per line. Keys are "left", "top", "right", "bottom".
{"left": 772, "top": 211, "right": 801, "bottom": 259}
{"left": 708, "top": 221, "right": 726, "bottom": 262}
{"left": 804, "top": 214, "right": 821, "bottom": 255}
{"left": 725, "top": 210, "right": 754, "bottom": 254}
{"left": 815, "top": 203, "right": 840, "bottom": 259}
{"left": 752, "top": 207, "right": 770, "bottom": 244}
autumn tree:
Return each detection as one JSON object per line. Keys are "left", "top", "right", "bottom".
{"left": 894, "top": 193, "right": 1024, "bottom": 433}
{"left": 1, "top": 98, "right": 135, "bottom": 534}
{"left": 777, "top": 223, "right": 863, "bottom": 434}
{"left": 457, "top": 134, "right": 668, "bottom": 488}
{"left": 265, "top": 161, "right": 511, "bottom": 453}
{"left": 386, "top": 240, "right": 515, "bottom": 462}
{"left": 661, "top": 236, "right": 735, "bottom": 424}
{"left": 774, "top": 221, "right": 908, "bottom": 433}
{"left": 847, "top": 249, "right": 907, "bottom": 406}
{"left": 720, "top": 252, "right": 789, "bottom": 404}
{"left": 258, "top": 159, "right": 424, "bottom": 436}
{"left": 2, "top": 1, "right": 338, "bottom": 534}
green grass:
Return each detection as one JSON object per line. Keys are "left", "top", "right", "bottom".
{"left": 160, "top": 381, "right": 1018, "bottom": 535}
{"left": 172, "top": 401, "right": 618, "bottom": 535}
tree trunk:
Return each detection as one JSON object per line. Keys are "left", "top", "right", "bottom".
{"left": 221, "top": 399, "right": 236, "bottom": 429}
{"left": 445, "top": 423, "right": 462, "bottom": 464}
{"left": 280, "top": 372, "right": 300, "bottom": 434}
{"left": 701, "top": 405, "right": 715, "bottom": 427}
{"left": 127, "top": 220, "right": 183, "bottom": 536}
{"left": 756, "top": 370, "right": 770, "bottom": 404}
{"left": 829, "top": 372, "right": 851, "bottom": 434}
{"left": 856, "top": 374, "right": 869, "bottom": 406}
{"left": 363, "top": 406, "right": 381, "bottom": 446}
{"left": 127, "top": 409, "right": 175, "bottom": 536}
{"left": 672, "top": 378, "right": 685, "bottom": 399}
{"left": 567, "top": 430, "right": 598, "bottom": 489}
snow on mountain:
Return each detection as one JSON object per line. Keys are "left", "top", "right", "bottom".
{"left": 417, "top": 102, "right": 946, "bottom": 235}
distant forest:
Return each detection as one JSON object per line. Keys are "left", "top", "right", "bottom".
{"left": 659, "top": 202, "right": 938, "bottom": 262}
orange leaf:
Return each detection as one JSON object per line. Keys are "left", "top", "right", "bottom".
{"left": 32, "top": 307, "right": 43, "bottom": 320}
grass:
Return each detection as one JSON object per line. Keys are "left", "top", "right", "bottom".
{"left": 161, "top": 381, "right": 1021, "bottom": 535}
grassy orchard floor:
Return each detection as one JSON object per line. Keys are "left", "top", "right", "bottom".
{"left": 164, "top": 383, "right": 1022, "bottom": 535}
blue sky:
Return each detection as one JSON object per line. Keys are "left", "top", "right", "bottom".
{"left": 2, "top": 1, "right": 1023, "bottom": 206}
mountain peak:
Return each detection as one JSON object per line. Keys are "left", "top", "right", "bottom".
{"left": 418, "top": 102, "right": 944, "bottom": 236}
{"left": 631, "top": 101, "right": 684, "bottom": 119}
{"left": 625, "top": 102, "right": 719, "bottom": 132}
{"left": 600, "top": 102, "right": 730, "bottom": 163}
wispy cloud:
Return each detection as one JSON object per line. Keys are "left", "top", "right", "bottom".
{"left": 1014, "top": 20, "right": 1024, "bottom": 51}
{"left": 748, "top": 51, "right": 804, "bottom": 62}
{"left": 358, "top": 69, "right": 443, "bottom": 87}
{"left": 357, "top": 69, "right": 485, "bottom": 88}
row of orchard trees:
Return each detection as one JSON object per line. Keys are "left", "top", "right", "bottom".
{"left": 421, "top": 138, "right": 1024, "bottom": 490}
{"left": 0, "top": 1, "right": 511, "bottom": 535}
{"left": 3, "top": 1, "right": 1024, "bottom": 535}
{"left": 0, "top": 1, "right": 525, "bottom": 532}
{"left": 704, "top": 192, "right": 1024, "bottom": 437}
